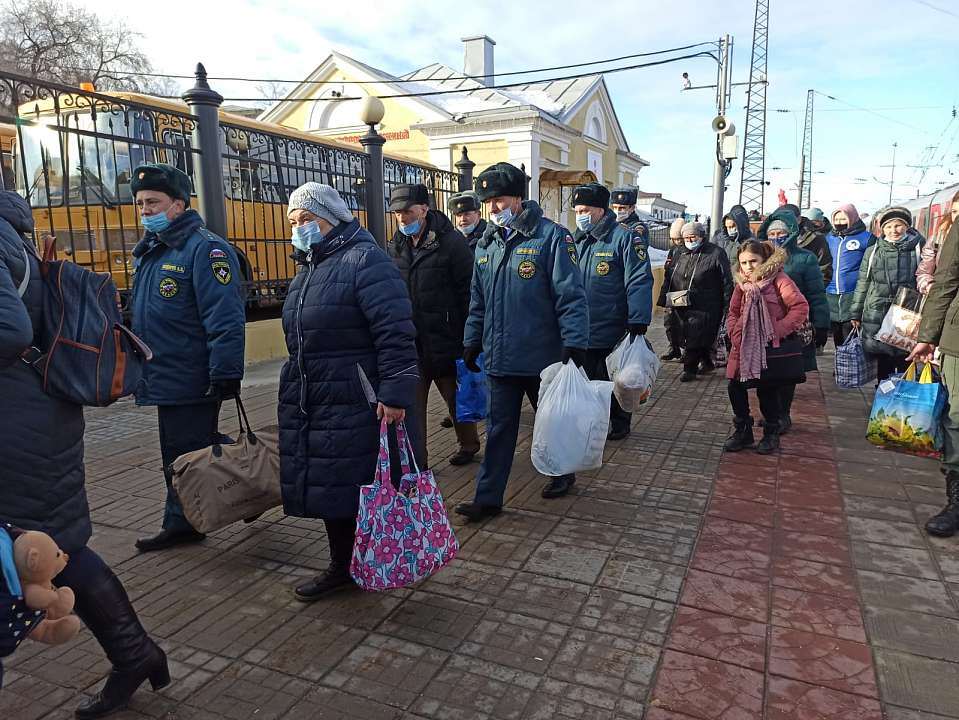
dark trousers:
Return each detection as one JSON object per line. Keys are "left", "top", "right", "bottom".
{"left": 583, "top": 347, "right": 632, "bottom": 434}
{"left": 684, "top": 347, "right": 711, "bottom": 375}
{"left": 780, "top": 384, "right": 796, "bottom": 417}
{"left": 875, "top": 354, "right": 909, "bottom": 382}
{"left": 664, "top": 309, "right": 681, "bottom": 351}
{"left": 831, "top": 320, "right": 854, "bottom": 347}
{"left": 157, "top": 402, "right": 221, "bottom": 532}
{"left": 412, "top": 367, "right": 480, "bottom": 467}
{"left": 325, "top": 518, "right": 357, "bottom": 569}
{"left": 473, "top": 374, "right": 571, "bottom": 507}
{"left": 728, "top": 380, "right": 782, "bottom": 425}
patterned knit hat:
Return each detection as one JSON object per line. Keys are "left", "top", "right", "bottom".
{"left": 288, "top": 183, "right": 354, "bottom": 226}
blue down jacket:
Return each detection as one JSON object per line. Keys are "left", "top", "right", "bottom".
{"left": 0, "top": 192, "right": 90, "bottom": 552}
{"left": 464, "top": 201, "right": 589, "bottom": 376}
{"left": 279, "top": 219, "right": 418, "bottom": 519}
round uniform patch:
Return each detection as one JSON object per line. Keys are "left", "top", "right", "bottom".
{"left": 846, "top": 239, "right": 861, "bottom": 251}
{"left": 596, "top": 261, "right": 611, "bottom": 276}
{"left": 158, "top": 277, "right": 178, "bottom": 298}
{"left": 517, "top": 260, "right": 536, "bottom": 279}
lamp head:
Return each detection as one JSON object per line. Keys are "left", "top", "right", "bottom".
{"left": 359, "top": 96, "right": 385, "bottom": 127}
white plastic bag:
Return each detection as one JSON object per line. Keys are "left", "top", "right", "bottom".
{"left": 605, "top": 336, "right": 661, "bottom": 412}
{"left": 531, "top": 362, "right": 613, "bottom": 475}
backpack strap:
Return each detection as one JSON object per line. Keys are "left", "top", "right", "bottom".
{"left": 16, "top": 243, "right": 30, "bottom": 298}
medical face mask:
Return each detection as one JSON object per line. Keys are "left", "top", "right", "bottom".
{"left": 615, "top": 210, "right": 630, "bottom": 222}
{"left": 399, "top": 220, "right": 421, "bottom": 236}
{"left": 291, "top": 221, "right": 322, "bottom": 252}
{"left": 459, "top": 221, "right": 479, "bottom": 236}
{"left": 141, "top": 212, "right": 171, "bottom": 233}
{"left": 684, "top": 239, "right": 702, "bottom": 250}
{"left": 490, "top": 207, "right": 514, "bottom": 227}
{"left": 575, "top": 214, "right": 593, "bottom": 232}
{"left": 727, "top": 228, "right": 738, "bottom": 239}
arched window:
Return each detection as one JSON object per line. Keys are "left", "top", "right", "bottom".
{"left": 583, "top": 102, "right": 607, "bottom": 144}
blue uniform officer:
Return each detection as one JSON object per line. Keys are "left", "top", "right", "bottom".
{"left": 572, "top": 182, "right": 654, "bottom": 439}
{"left": 456, "top": 162, "right": 589, "bottom": 522}
{"left": 609, "top": 185, "right": 650, "bottom": 246}
{"left": 129, "top": 163, "right": 246, "bottom": 552}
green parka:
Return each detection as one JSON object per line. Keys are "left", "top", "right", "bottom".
{"left": 916, "top": 223, "right": 959, "bottom": 354}
{"left": 849, "top": 229, "right": 922, "bottom": 357}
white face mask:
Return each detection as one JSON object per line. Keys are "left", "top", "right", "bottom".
{"left": 615, "top": 210, "right": 630, "bottom": 222}
{"left": 490, "top": 207, "right": 514, "bottom": 227}
{"left": 459, "top": 221, "right": 479, "bottom": 237}
{"left": 684, "top": 239, "right": 702, "bottom": 250}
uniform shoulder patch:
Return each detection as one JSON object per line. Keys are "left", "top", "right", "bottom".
{"left": 211, "top": 260, "right": 232, "bottom": 285}
{"left": 564, "top": 235, "right": 578, "bottom": 263}
{"left": 635, "top": 243, "right": 648, "bottom": 262}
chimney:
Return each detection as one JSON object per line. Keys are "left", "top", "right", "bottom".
{"left": 462, "top": 35, "right": 495, "bottom": 87}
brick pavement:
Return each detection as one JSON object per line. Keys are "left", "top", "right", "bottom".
{"left": 2, "top": 330, "right": 959, "bottom": 719}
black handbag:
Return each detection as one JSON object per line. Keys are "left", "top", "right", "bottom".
{"left": 759, "top": 335, "right": 806, "bottom": 384}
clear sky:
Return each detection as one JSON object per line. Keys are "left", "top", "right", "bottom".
{"left": 87, "top": 0, "right": 959, "bottom": 219}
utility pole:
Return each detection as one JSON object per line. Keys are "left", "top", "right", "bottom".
{"left": 800, "top": 89, "right": 814, "bottom": 208}
{"left": 739, "top": 0, "right": 770, "bottom": 215}
{"left": 711, "top": 34, "right": 733, "bottom": 229}
{"left": 889, "top": 142, "right": 897, "bottom": 205}
{"left": 796, "top": 153, "right": 805, "bottom": 207}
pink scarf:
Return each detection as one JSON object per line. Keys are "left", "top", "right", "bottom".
{"left": 738, "top": 274, "right": 778, "bottom": 381}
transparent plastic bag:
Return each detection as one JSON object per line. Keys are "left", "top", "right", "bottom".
{"left": 876, "top": 288, "right": 924, "bottom": 353}
{"left": 531, "top": 362, "right": 613, "bottom": 475}
{"left": 605, "top": 335, "right": 662, "bottom": 412}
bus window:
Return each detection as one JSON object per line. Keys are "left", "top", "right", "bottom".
{"left": 17, "top": 123, "right": 66, "bottom": 207}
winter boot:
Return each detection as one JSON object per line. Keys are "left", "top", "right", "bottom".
{"left": 723, "top": 417, "right": 755, "bottom": 452}
{"left": 660, "top": 347, "right": 682, "bottom": 362}
{"left": 756, "top": 421, "right": 781, "bottom": 455}
{"left": 925, "top": 471, "right": 959, "bottom": 537}
{"left": 73, "top": 570, "right": 170, "bottom": 719}
{"left": 293, "top": 562, "right": 354, "bottom": 602}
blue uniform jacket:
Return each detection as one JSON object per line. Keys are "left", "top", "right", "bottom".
{"left": 574, "top": 209, "right": 654, "bottom": 349}
{"left": 825, "top": 223, "right": 875, "bottom": 296}
{"left": 130, "top": 209, "right": 246, "bottom": 405}
{"left": 464, "top": 201, "right": 589, "bottom": 377}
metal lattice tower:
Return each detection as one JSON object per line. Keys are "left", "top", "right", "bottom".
{"left": 739, "top": 0, "right": 770, "bottom": 214}
{"left": 799, "top": 89, "right": 814, "bottom": 208}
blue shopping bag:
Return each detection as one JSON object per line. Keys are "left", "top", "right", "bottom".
{"left": 455, "top": 354, "right": 487, "bottom": 423}
{"left": 866, "top": 362, "right": 946, "bottom": 459}
{"left": 834, "top": 328, "right": 875, "bottom": 389}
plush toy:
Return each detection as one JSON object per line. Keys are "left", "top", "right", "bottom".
{"left": 12, "top": 531, "right": 81, "bottom": 644}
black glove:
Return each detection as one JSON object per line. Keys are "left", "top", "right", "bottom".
{"left": 561, "top": 347, "right": 587, "bottom": 367}
{"left": 628, "top": 324, "right": 648, "bottom": 339}
{"left": 463, "top": 346, "right": 482, "bottom": 373}
{"left": 815, "top": 327, "right": 829, "bottom": 348}
{"left": 206, "top": 378, "right": 241, "bottom": 400}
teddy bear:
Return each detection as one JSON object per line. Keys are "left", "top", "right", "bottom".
{"left": 12, "top": 531, "right": 81, "bottom": 644}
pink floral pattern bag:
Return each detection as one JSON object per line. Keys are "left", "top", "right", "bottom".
{"left": 350, "top": 420, "right": 458, "bottom": 591}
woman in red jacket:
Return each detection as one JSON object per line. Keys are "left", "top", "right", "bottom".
{"left": 724, "top": 240, "right": 809, "bottom": 454}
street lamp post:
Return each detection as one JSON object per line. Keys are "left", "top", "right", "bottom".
{"left": 710, "top": 35, "right": 733, "bottom": 230}
{"left": 359, "top": 97, "right": 387, "bottom": 248}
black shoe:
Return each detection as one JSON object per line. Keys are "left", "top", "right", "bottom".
{"left": 778, "top": 416, "right": 792, "bottom": 435}
{"left": 660, "top": 348, "right": 682, "bottom": 362}
{"left": 926, "top": 471, "right": 959, "bottom": 537}
{"left": 293, "top": 565, "right": 354, "bottom": 602}
{"left": 756, "top": 426, "right": 780, "bottom": 455}
{"left": 541, "top": 475, "right": 576, "bottom": 499}
{"left": 607, "top": 428, "right": 630, "bottom": 441}
{"left": 448, "top": 450, "right": 478, "bottom": 466}
{"left": 441, "top": 416, "right": 454, "bottom": 428}
{"left": 680, "top": 371, "right": 697, "bottom": 382}
{"left": 135, "top": 528, "right": 206, "bottom": 553}
{"left": 723, "top": 417, "right": 755, "bottom": 452}
{"left": 454, "top": 502, "right": 502, "bottom": 522}
{"left": 698, "top": 361, "right": 716, "bottom": 375}
{"left": 71, "top": 567, "right": 170, "bottom": 719}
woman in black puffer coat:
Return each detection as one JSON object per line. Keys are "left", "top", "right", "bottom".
{"left": 280, "top": 183, "right": 418, "bottom": 602}
{"left": 0, "top": 191, "right": 168, "bottom": 716}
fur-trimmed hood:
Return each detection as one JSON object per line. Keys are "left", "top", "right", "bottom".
{"left": 734, "top": 244, "right": 787, "bottom": 285}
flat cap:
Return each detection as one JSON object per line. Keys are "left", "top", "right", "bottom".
{"left": 388, "top": 184, "right": 431, "bottom": 212}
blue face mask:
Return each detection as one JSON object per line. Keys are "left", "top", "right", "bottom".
{"left": 769, "top": 234, "right": 788, "bottom": 247}
{"left": 291, "top": 221, "right": 323, "bottom": 252}
{"left": 684, "top": 239, "right": 702, "bottom": 251}
{"left": 490, "top": 207, "right": 513, "bottom": 227}
{"left": 576, "top": 214, "right": 593, "bottom": 232}
{"left": 141, "top": 212, "right": 171, "bottom": 234}
{"left": 459, "top": 221, "right": 479, "bottom": 237}
{"left": 399, "top": 220, "right": 421, "bottom": 236}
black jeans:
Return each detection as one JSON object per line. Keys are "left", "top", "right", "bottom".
{"left": 324, "top": 518, "right": 357, "bottom": 569}
{"left": 728, "top": 380, "right": 782, "bottom": 425}
{"left": 583, "top": 348, "right": 632, "bottom": 434}
{"left": 831, "top": 321, "right": 854, "bottom": 348}
{"left": 875, "top": 354, "right": 909, "bottom": 382}
{"left": 157, "top": 401, "right": 222, "bottom": 531}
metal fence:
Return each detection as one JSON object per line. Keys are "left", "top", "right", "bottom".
{"left": 383, "top": 157, "right": 460, "bottom": 238}
{"left": 648, "top": 224, "right": 673, "bottom": 252}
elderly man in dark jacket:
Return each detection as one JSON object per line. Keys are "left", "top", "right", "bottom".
{"left": 449, "top": 190, "right": 487, "bottom": 252}
{"left": 128, "top": 164, "right": 246, "bottom": 553}
{"left": 388, "top": 183, "right": 480, "bottom": 467}
{"left": 457, "top": 162, "right": 589, "bottom": 522}
{"left": 573, "top": 182, "right": 653, "bottom": 440}
{"left": 0, "top": 191, "right": 169, "bottom": 717}
{"left": 281, "top": 182, "right": 418, "bottom": 600}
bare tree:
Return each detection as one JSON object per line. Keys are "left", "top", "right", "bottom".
{"left": 0, "top": 0, "right": 173, "bottom": 110}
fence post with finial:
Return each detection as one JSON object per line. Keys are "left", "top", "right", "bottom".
{"left": 182, "top": 63, "right": 228, "bottom": 239}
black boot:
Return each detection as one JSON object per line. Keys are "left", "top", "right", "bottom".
{"left": 73, "top": 571, "right": 170, "bottom": 718}
{"left": 293, "top": 562, "right": 354, "bottom": 602}
{"left": 134, "top": 527, "right": 205, "bottom": 553}
{"left": 926, "top": 471, "right": 959, "bottom": 537}
{"left": 541, "top": 474, "right": 576, "bottom": 499}
{"left": 454, "top": 503, "right": 502, "bottom": 522}
{"left": 723, "top": 417, "right": 755, "bottom": 452}
{"left": 660, "top": 347, "right": 682, "bottom": 362}
{"left": 756, "top": 422, "right": 781, "bottom": 455}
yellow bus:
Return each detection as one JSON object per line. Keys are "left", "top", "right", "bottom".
{"left": 9, "top": 90, "right": 455, "bottom": 310}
